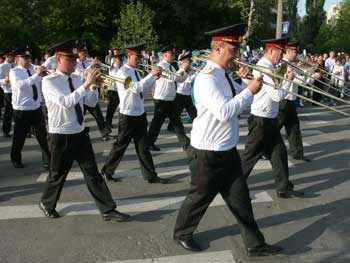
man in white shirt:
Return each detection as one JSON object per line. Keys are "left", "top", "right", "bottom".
{"left": 105, "top": 53, "right": 123, "bottom": 130}
{"left": 9, "top": 46, "right": 50, "bottom": 169}
{"left": 174, "top": 24, "right": 282, "bottom": 257}
{"left": 39, "top": 39, "right": 130, "bottom": 222}
{"left": 147, "top": 46, "right": 190, "bottom": 151}
{"left": 278, "top": 41, "right": 310, "bottom": 162}
{"left": 241, "top": 38, "right": 304, "bottom": 199}
{"left": 74, "top": 44, "right": 113, "bottom": 141}
{"left": 101, "top": 44, "right": 168, "bottom": 184}
{"left": 0, "top": 49, "right": 15, "bottom": 137}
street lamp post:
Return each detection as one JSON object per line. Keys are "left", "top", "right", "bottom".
{"left": 276, "top": 0, "right": 283, "bottom": 38}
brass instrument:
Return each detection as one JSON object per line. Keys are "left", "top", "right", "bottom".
{"left": 280, "top": 60, "right": 349, "bottom": 95}
{"left": 138, "top": 63, "right": 184, "bottom": 78}
{"left": 97, "top": 73, "right": 132, "bottom": 89}
{"left": 234, "top": 60, "right": 349, "bottom": 117}
{"left": 298, "top": 58, "right": 350, "bottom": 92}
{"left": 31, "top": 64, "right": 51, "bottom": 76}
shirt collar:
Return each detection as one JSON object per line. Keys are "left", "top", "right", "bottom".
{"left": 55, "top": 69, "right": 72, "bottom": 80}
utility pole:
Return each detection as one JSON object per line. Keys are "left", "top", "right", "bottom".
{"left": 276, "top": 0, "right": 283, "bottom": 38}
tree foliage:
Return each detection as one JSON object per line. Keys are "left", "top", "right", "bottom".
{"left": 110, "top": 0, "right": 158, "bottom": 51}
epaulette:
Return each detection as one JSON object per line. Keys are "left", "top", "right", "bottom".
{"left": 43, "top": 72, "right": 59, "bottom": 80}
{"left": 201, "top": 65, "right": 214, "bottom": 74}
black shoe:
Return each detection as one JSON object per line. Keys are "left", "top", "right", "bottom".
{"left": 148, "top": 176, "right": 169, "bottom": 184}
{"left": 293, "top": 156, "right": 311, "bottom": 162}
{"left": 149, "top": 144, "right": 160, "bottom": 151}
{"left": 101, "top": 127, "right": 112, "bottom": 137}
{"left": 12, "top": 161, "right": 24, "bottom": 169}
{"left": 39, "top": 201, "right": 60, "bottom": 219}
{"left": 277, "top": 189, "right": 304, "bottom": 198}
{"left": 102, "top": 134, "right": 114, "bottom": 142}
{"left": 42, "top": 163, "right": 49, "bottom": 171}
{"left": 260, "top": 155, "right": 268, "bottom": 160}
{"left": 174, "top": 237, "right": 202, "bottom": 252}
{"left": 102, "top": 209, "right": 131, "bottom": 222}
{"left": 3, "top": 132, "right": 11, "bottom": 138}
{"left": 101, "top": 167, "right": 120, "bottom": 182}
{"left": 247, "top": 243, "right": 282, "bottom": 257}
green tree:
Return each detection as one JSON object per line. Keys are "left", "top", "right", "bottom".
{"left": 314, "top": 20, "right": 336, "bottom": 53}
{"left": 110, "top": 0, "right": 159, "bottom": 51}
{"left": 334, "top": 0, "right": 350, "bottom": 52}
{"left": 300, "top": 0, "right": 326, "bottom": 52}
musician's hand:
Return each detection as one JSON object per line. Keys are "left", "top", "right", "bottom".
{"left": 285, "top": 69, "right": 294, "bottom": 80}
{"left": 180, "top": 60, "right": 190, "bottom": 71}
{"left": 35, "top": 66, "right": 46, "bottom": 76}
{"left": 313, "top": 72, "right": 322, "bottom": 79}
{"left": 247, "top": 75, "right": 263, "bottom": 94}
{"left": 237, "top": 66, "right": 250, "bottom": 78}
{"left": 84, "top": 68, "right": 100, "bottom": 89}
{"left": 151, "top": 66, "right": 162, "bottom": 80}
{"left": 5, "top": 75, "right": 10, "bottom": 84}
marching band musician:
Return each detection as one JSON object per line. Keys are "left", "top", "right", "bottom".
{"left": 0, "top": 49, "right": 15, "bottom": 137}
{"left": 240, "top": 38, "right": 304, "bottom": 198}
{"left": 278, "top": 41, "right": 311, "bottom": 162}
{"left": 101, "top": 44, "right": 168, "bottom": 184}
{"left": 172, "top": 51, "right": 197, "bottom": 126}
{"left": 105, "top": 53, "right": 124, "bottom": 130}
{"left": 39, "top": 39, "right": 130, "bottom": 222}
{"left": 174, "top": 24, "right": 282, "bottom": 257}
{"left": 74, "top": 44, "right": 113, "bottom": 141}
{"left": 147, "top": 46, "right": 190, "bottom": 152}
{"left": 9, "top": 46, "right": 50, "bottom": 169}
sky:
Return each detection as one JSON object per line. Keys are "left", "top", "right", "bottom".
{"left": 298, "top": 0, "right": 343, "bottom": 17}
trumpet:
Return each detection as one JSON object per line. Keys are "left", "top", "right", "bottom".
{"left": 97, "top": 73, "right": 132, "bottom": 89}
{"left": 138, "top": 64, "right": 184, "bottom": 78}
{"left": 234, "top": 60, "right": 349, "bottom": 117}
{"left": 31, "top": 64, "right": 51, "bottom": 76}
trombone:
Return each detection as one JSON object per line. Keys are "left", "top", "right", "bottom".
{"left": 233, "top": 60, "right": 349, "bottom": 117}
{"left": 297, "top": 58, "right": 350, "bottom": 92}
{"left": 281, "top": 60, "right": 350, "bottom": 96}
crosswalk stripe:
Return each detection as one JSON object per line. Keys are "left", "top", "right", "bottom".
{"left": 36, "top": 158, "right": 295, "bottom": 182}
{"left": 100, "top": 250, "right": 236, "bottom": 263}
{"left": 0, "top": 190, "right": 273, "bottom": 220}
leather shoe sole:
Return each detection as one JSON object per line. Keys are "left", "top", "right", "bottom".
{"left": 39, "top": 201, "right": 60, "bottom": 219}
{"left": 148, "top": 176, "right": 169, "bottom": 184}
{"left": 12, "top": 161, "right": 24, "bottom": 169}
{"left": 102, "top": 210, "right": 131, "bottom": 222}
{"left": 149, "top": 145, "right": 160, "bottom": 151}
{"left": 277, "top": 189, "right": 304, "bottom": 198}
{"left": 293, "top": 156, "right": 311, "bottom": 162}
{"left": 247, "top": 243, "right": 282, "bottom": 257}
{"left": 174, "top": 237, "right": 201, "bottom": 252}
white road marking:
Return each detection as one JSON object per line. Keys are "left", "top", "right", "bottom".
{"left": 0, "top": 190, "right": 273, "bottom": 220}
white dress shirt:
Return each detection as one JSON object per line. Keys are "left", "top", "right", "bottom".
{"left": 176, "top": 69, "right": 197, "bottom": 96}
{"left": 74, "top": 58, "right": 91, "bottom": 79}
{"left": 0, "top": 61, "right": 12, "bottom": 93}
{"left": 153, "top": 60, "right": 187, "bottom": 101}
{"left": 250, "top": 57, "right": 288, "bottom": 118}
{"left": 10, "top": 65, "right": 43, "bottom": 110}
{"left": 108, "top": 66, "right": 120, "bottom": 91}
{"left": 117, "top": 64, "right": 155, "bottom": 116}
{"left": 42, "top": 70, "right": 98, "bottom": 134}
{"left": 42, "top": 55, "right": 57, "bottom": 72}
{"left": 191, "top": 60, "right": 253, "bottom": 151}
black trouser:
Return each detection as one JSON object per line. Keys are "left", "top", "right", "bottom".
{"left": 103, "top": 113, "right": 157, "bottom": 181}
{"left": 0, "top": 88, "right": 4, "bottom": 118}
{"left": 41, "top": 128, "right": 116, "bottom": 213}
{"left": 278, "top": 99, "right": 304, "bottom": 158}
{"left": 84, "top": 103, "right": 109, "bottom": 136}
{"left": 174, "top": 146, "right": 265, "bottom": 248}
{"left": 11, "top": 107, "right": 50, "bottom": 164}
{"left": 148, "top": 99, "right": 189, "bottom": 148}
{"left": 169, "top": 93, "right": 197, "bottom": 129}
{"left": 2, "top": 93, "right": 13, "bottom": 134}
{"left": 105, "top": 90, "right": 120, "bottom": 127}
{"left": 241, "top": 115, "right": 293, "bottom": 192}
